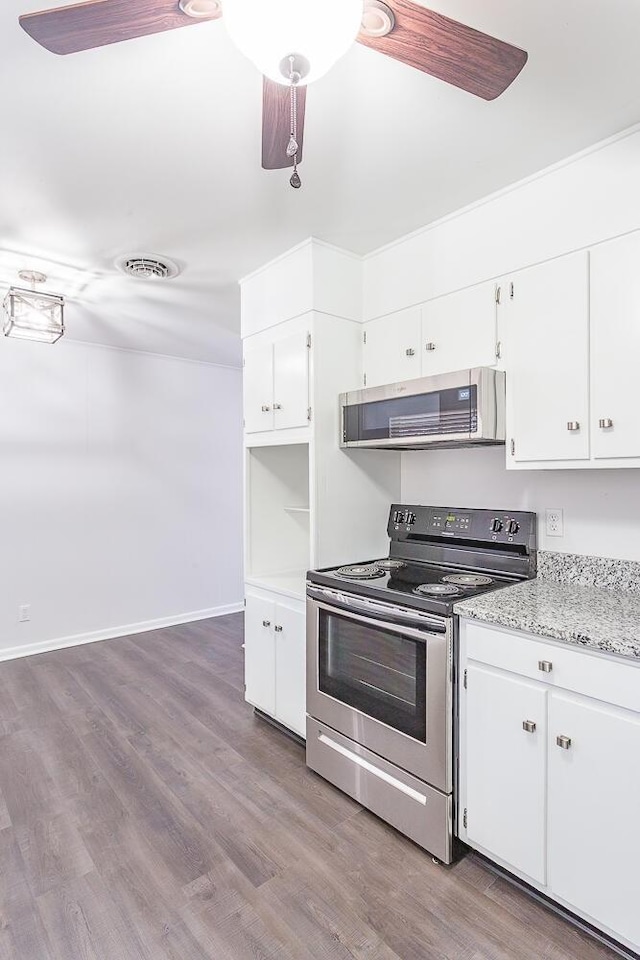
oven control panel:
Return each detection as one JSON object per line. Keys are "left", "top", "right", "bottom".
{"left": 388, "top": 504, "right": 536, "bottom": 548}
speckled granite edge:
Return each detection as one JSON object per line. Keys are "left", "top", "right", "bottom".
{"left": 538, "top": 550, "right": 640, "bottom": 594}
{"left": 455, "top": 580, "right": 640, "bottom": 660}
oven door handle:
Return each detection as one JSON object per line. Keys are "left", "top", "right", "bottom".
{"left": 306, "top": 586, "right": 448, "bottom": 638}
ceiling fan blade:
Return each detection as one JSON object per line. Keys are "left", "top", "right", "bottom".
{"left": 19, "top": 0, "right": 220, "bottom": 56}
{"left": 357, "top": 0, "right": 527, "bottom": 101}
{"left": 262, "top": 78, "right": 307, "bottom": 170}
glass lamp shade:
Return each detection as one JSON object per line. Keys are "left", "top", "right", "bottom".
{"left": 223, "top": 0, "right": 363, "bottom": 85}
{"left": 3, "top": 286, "right": 64, "bottom": 344}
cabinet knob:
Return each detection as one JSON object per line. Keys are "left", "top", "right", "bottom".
{"left": 273, "top": 403, "right": 282, "bottom": 411}
{"left": 405, "top": 348, "right": 416, "bottom": 357}
{"left": 261, "top": 405, "right": 271, "bottom": 412}
{"left": 566, "top": 421, "right": 580, "bottom": 432}
{"left": 425, "top": 342, "right": 436, "bottom": 352}
{"left": 274, "top": 625, "right": 283, "bottom": 632}
{"left": 556, "top": 735, "right": 572, "bottom": 750}
{"left": 262, "top": 620, "right": 271, "bottom": 628}
{"left": 598, "top": 418, "right": 613, "bottom": 429}
{"left": 538, "top": 660, "right": 553, "bottom": 673}
{"left": 522, "top": 720, "right": 537, "bottom": 734}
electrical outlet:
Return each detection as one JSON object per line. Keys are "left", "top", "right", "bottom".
{"left": 545, "top": 509, "right": 564, "bottom": 538}
{"left": 18, "top": 604, "right": 31, "bottom": 623}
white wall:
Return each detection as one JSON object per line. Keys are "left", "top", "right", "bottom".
{"left": 360, "top": 123, "right": 640, "bottom": 563}
{"left": 0, "top": 336, "right": 243, "bottom": 659}
{"left": 402, "top": 448, "right": 640, "bottom": 563}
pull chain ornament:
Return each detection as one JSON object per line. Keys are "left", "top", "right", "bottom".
{"left": 287, "top": 56, "right": 302, "bottom": 189}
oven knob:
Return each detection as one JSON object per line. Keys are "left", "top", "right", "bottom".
{"left": 490, "top": 518, "right": 503, "bottom": 533}
{"left": 507, "top": 520, "right": 520, "bottom": 535}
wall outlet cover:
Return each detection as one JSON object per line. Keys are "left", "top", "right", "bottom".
{"left": 546, "top": 508, "right": 564, "bottom": 538}
{"left": 18, "top": 603, "right": 31, "bottom": 622}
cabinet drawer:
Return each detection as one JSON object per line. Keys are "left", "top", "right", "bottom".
{"left": 463, "top": 620, "right": 640, "bottom": 714}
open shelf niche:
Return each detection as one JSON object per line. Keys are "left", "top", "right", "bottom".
{"left": 245, "top": 442, "right": 310, "bottom": 599}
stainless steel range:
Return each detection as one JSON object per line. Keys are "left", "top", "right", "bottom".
{"left": 306, "top": 504, "right": 536, "bottom": 863}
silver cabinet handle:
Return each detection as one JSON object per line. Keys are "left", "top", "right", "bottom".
{"left": 522, "top": 720, "right": 537, "bottom": 733}
{"left": 261, "top": 404, "right": 271, "bottom": 412}
{"left": 405, "top": 348, "right": 415, "bottom": 357}
{"left": 273, "top": 403, "right": 282, "bottom": 411}
{"left": 538, "top": 660, "right": 553, "bottom": 673}
{"left": 425, "top": 342, "right": 436, "bottom": 352}
{"left": 262, "top": 619, "right": 271, "bottom": 628}
{"left": 274, "top": 625, "right": 283, "bottom": 632}
{"left": 599, "top": 418, "right": 613, "bottom": 429}
{"left": 567, "top": 421, "right": 580, "bottom": 431}
{"left": 556, "top": 735, "right": 572, "bottom": 750}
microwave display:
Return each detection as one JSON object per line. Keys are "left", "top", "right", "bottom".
{"left": 343, "top": 385, "right": 478, "bottom": 444}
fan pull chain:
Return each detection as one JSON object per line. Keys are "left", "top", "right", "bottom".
{"left": 287, "top": 56, "right": 302, "bottom": 189}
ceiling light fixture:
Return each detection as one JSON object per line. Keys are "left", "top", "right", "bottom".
{"left": 223, "top": 0, "right": 363, "bottom": 86}
{"left": 3, "top": 270, "right": 64, "bottom": 344}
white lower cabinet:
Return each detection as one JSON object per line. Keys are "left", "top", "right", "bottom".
{"left": 244, "top": 588, "right": 306, "bottom": 738}
{"left": 548, "top": 692, "right": 640, "bottom": 948}
{"left": 460, "top": 619, "right": 640, "bottom": 953}
{"left": 466, "top": 664, "right": 547, "bottom": 884}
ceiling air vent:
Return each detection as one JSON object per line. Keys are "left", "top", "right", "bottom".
{"left": 115, "top": 254, "right": 180, "bottom": 280}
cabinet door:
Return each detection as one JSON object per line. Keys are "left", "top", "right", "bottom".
{"left": 548, "top": 692, "right": 640, "bottom": 947}
{"left": 244, "top": 594, "right": 276, "bottom": 716}
{"left": 273, "top": 332, "right": 310, "bottom": 431}
{"left": 422, "top": 283, "right": 497, "bottom": 377}
{"left": 591, "top": 232, "right": 640, "bottom": 460}
{"left": 363, "top": 308, "right": 422, "bottom": 388}
{"left": 274, "top": 600, "right": 306, "bottom": 737}
{"left": 244, "top": 342, "right": 274, "bottom": 433}
{"left": 465, "top": 663, "right": 547, "bottom": 884}
{"left": 507, "top": 253, "right": 590, "bottom": 463}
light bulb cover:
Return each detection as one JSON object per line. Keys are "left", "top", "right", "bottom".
{"left": 223, "top": 0, "right": 363, "bottom": 85}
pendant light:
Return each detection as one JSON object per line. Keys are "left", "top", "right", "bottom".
{"left": 3, "top": 270, "right": 65, "bottom": 343}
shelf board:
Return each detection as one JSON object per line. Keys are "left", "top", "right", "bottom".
{"left": 283, "top": 506, "right": 310, "bottom": 514}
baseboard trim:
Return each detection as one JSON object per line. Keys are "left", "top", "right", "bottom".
{"left": 0, "top": 602, "right": 245, "bottom": 664}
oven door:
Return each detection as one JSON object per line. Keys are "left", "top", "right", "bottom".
{"left": 306, "top": 586, "right": 452, "bottom": 791}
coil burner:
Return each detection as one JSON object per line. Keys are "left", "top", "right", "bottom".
{"left": 441, "top": 573, "right": 494, "bottom": 587}
{"left": 336, "top": 564, "right": 386, "bottom": 580}
{"left": 375, "top": 559, "right": 406, "bottom": 571}
{"left": 414, "top": 583, "right": 461, "bottom": 597}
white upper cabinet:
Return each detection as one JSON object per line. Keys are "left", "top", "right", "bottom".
{"left": 422, "top": 282, "right": 497, "bottom": 377}
{"left": 361, "top": 281, "right": 497, "bottom": 390}
{"left": 363, "top": 307, "right": 422, "bottom": 387}
{"left": 244, "top": 340, "right": 274, "bottom": 434}
{"left": 273, "top": 332, "right": 310, "bottom": 431}
{"left": 505, "top": 252, "right": 590, "bottom": 464}
{"left": 243, "top": 321, "right": 310, "bottom": 438}
{"left": 590, "top": 232, "right": 640, "bottom": 460}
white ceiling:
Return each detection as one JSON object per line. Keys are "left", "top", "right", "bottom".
{"left": 3, "top": 0, "right": 640, "bottom": 364}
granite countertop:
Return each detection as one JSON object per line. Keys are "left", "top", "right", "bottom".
{"left": 455, "top": 552, "right": 640, "bottom": 661}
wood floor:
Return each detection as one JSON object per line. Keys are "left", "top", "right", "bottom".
{"left": 0, "top": 614, "right": 621, "bottom": 960}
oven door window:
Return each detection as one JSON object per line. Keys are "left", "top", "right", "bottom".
{"left": 318, "top": 609, "right": 427, "bottom": 742}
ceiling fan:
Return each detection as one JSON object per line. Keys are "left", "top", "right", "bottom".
{"left": 19, "top": 0, "right": 528, "bottom": 187}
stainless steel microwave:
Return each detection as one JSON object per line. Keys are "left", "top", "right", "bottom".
{"left": 340, "top": 367, "right": 505, "bottom": 450}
